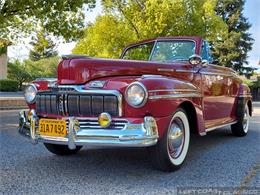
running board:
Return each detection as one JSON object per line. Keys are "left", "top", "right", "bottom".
{"left": 205, "top": 121, "right": 237, "bottom": 132}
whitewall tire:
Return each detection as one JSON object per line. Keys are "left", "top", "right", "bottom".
{"left": 149, "top": 108, "right": 190, "bottom": 171}
{"left": 231, "top": 104, "right": 250, "bottom": 137}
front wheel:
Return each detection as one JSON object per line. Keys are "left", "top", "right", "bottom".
{"left": 44, "top": 143, "right": 82, "bottom": 155}
{"left": 149, "top": 108, "right": 190, "bottom": 171}
{"left": 231, "top": 104, "right": 250, "bottom": 137}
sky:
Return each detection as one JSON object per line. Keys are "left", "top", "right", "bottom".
{"left": 8, "top": 0, "right": 259, "bottom": 71}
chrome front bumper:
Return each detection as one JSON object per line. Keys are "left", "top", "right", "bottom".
{"left": 18, "top": 110, "right": 159, "bottom": 149}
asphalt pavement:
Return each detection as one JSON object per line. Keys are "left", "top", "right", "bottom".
{"left": 0, "top": 108, "right": 259, "bottom": 194}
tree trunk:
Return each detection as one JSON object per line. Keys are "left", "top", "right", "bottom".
{"left": 0, "top": 53, "right": 8, "bottom": 80}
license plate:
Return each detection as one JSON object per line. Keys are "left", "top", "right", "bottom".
{"left": 39, "top": 119, "right": 67, "bottom": 137}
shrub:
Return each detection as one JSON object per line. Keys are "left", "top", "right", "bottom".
{"left": 0, "top": 79, "right": 19, "bottom": 91}
{"left": 251, "top": 80, "right": 260, "bottom": 89}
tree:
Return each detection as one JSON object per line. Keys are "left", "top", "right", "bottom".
{"left": 29, "top": 31, "right": 58, "bottom": 61}
{"left": 25, "top": 56, "right": 60, "bottom": 78}
{"left": 213, "top": 0, "right": 254, "bottom": 75}
{"left": 8, "top": 57, "right": 60, "bottom": 89}
{"left": 73, "top": 15, "right": 137, "bottom": 58}
{"left": 7, "top": 60, "right": 33, "bottom": 90}
{"left": 73, "top": 0, "right": 227, "bottom": 58}
{"left": 0, "top": 0, "right": 96, "bottom": 42}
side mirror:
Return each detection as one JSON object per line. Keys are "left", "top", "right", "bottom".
{"left": 188, "top": 54, "right": 202, "bottom": 66}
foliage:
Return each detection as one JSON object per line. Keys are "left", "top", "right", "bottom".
{"left": 7, "top": 57, "right": 59, "bottom": 89}
{"left": 0, "top": 46, "right": 7, "bottom": 55}
{"left": 243, "top": 79, "right": 253, "bottom": 87}
{"left": 243, "top": 78, "right": 260, "bottom": 89}
{"left": 213, "top": 0, "right": 254, "bottom": 75}
{"left": 0, "top": 38, "right": 11, "bottom": 55}
{"left": 0, "top": 0, "right": 96, "bottom": 42}
{"left": 25, "top": 56, "right": 60, "bottom": 78}
{"left": 7, "top": 60, "right": 33, "bottom": 90}
{"left": 249, "top": 80, "right": 260, "bottom": 89}
{"left": 73, "top": 15, "right": 137, "bottom": 58}
{"left": 0, "top": 79, "right": 19, "bottom": 92}
{"left": 73, "top": 0, "right": 227, "bottom": 58}
{"left": 29, "top": 31, "right": 58, "bottom": 61}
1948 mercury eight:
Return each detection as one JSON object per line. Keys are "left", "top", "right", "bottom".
{"left": 19, "top": 36, "right": 252, "bottom": 171}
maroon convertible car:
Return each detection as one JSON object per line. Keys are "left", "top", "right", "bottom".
{"left": 19, "top": 36, "right": 252, "bottom": 171}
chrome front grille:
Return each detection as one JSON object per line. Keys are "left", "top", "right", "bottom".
{"left": 35, "top": 87, "right": 121, "bottom": 117}
{"left": 65, "top": 118, "right": 128, "bottom": 130}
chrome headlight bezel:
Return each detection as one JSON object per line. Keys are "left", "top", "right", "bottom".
{"left": 125, "top": 82, "right": 148, "bottom": 108}
{"left": 24, "top": 84, "right": 37, "bottom": 104}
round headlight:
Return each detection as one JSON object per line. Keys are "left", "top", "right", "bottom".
{"left": 125, "top": 82, "right": 148, "bottom": 108}
{"left": 24, "top": 84, "right": 37, "bottom": 103}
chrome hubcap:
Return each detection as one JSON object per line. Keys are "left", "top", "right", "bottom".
{"left": 168, "top": 117, "right": 185, "bottom": 159}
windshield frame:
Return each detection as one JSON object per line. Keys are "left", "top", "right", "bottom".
{"left": 121, "top": 39, "right": 197, "bottom": 62}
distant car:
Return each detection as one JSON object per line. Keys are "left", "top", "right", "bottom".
{"left": 19, "top": 36, "right": 252, "bottom": 171}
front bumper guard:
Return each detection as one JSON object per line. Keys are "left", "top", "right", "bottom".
{"left": 19, "top": 110, "right": 159, "bottom": 149}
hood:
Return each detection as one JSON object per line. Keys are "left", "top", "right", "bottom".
{"left": 57, "top": 57, "right": 191, "bottom": 85}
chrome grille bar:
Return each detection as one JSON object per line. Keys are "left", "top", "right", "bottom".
{"left": 36, "top": 86, "right": 122, "bottom": 117}
{"left": 65, "top": 118, "right": 128, "bottom": 130}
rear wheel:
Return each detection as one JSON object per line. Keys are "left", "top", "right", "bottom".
{"left": 149, "top": 108, "right": 190, "bottom": 171}
{"left": 231, "top": 104, "right": 250, "bottom": 137}
{"left": 44, "top": 143, "right": 82, "bottom": 155}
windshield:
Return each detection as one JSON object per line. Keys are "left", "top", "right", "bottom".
{"left": 122, "top": 40, "right": 195, "bottom": 62}
{"left": 122, "top": 42, "right": 154, "bottom": 61}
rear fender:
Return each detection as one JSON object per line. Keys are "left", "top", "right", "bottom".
{"left": 235, "top": 84, "right": 253, "bottom": 119}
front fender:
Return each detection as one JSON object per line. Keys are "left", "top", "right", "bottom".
{"left": 123, "top": 76, "right": 202, "bottom": 118}
{"left": 121, "top": 76, "right": 204, "bottom": 138}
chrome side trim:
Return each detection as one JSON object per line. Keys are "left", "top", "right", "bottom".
{"left": 205, "top": 121, "right": 237, "bottom": 132}
{"left": 157, "top": 68, "right": 175, "bottom": 72}
{"left": 148, "top": 89, "right": 198, "bottom": 93}
{"left": 200, "top": 71, "right": 232, "bottom": 77}
{"left": 175, "top": 70, "right": 197, "bottom": 73}
{"left": 141, "top": 74, "right": 163, "bottom": 79}
{"left": 157, "top": 69, "right": 197, "bottom": 73}
{"left": 149, "top": 93, "right": 202, "bottom": 100}
{"left": 48, "top": 85, "right": 123, "bottom": 117}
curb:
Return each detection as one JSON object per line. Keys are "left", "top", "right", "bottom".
{"left": 0, "top": 97, "right": 27, "bottom": 110}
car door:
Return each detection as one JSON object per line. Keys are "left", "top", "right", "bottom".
{"left": 199, "top": 41, "right": 234, "bottom": 129}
